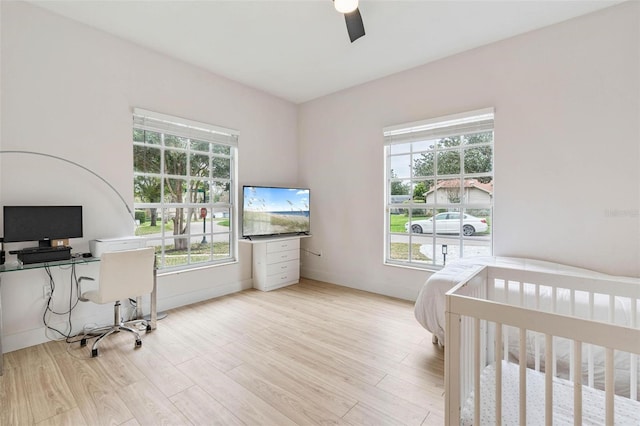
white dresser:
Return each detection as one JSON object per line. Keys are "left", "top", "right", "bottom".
{"left": 251, "top": 237, "right": 301, "bottom": 291}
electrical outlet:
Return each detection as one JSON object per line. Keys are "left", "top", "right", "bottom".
{"left": 43, "top": 285, "right": 52, "bottom": 299}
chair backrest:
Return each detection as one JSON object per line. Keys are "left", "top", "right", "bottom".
{"left": 94, "top": 247, "right": 155, "bottom": 304}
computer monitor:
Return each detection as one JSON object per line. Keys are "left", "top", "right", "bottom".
{"left": 3, "top": 206, "right": 83, "bottom": 248}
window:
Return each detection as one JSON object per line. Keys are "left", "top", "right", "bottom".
{"left": 132, "top": 109, "right": 238, "bottom": 271}
{"left": 384, "top": 108, "right": 494, "bottom": 269}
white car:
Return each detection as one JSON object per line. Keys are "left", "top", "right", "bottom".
{"left": 405, "top": 212, "right": 488, "bottom": 236}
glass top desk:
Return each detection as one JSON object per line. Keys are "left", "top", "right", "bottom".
{"left": 0, "top": 256, "right": 158, "bottom": 375}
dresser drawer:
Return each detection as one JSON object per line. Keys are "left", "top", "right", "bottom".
{"left": 266, "top": 248, "right": 299, "bottom": 264}
{"left": 266, "top": 259, "right": 298, "bottom": 276}
{"left": 265, "top": 269, "right": 300, "bottom": 288}
{"left": 266, "top": 238, "right": 300, "bottom": 253}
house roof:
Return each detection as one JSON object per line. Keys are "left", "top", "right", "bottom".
{"left": 426, "top": 179, "right": 493, "bottom": 195}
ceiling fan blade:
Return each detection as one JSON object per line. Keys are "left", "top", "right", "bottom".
{"left": 344, "top": 8, "right": 365, "bottom": 43}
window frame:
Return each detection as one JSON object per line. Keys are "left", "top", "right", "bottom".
{"left": 132, "top": 109, "right": 239, "bottom": 272}
{"left": 383, "top": 108, "right": 494, "bottom": 270}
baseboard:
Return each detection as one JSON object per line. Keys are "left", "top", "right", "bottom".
{"left": 156, "top": 278, "right": 253, "bottom": 312}
{"left": 301, "top": 266, "right": 415, "bottom": 301}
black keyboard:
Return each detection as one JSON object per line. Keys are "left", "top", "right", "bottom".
{"left": 8, "top": 246, "right": 71, "bottom": 255}
{"left": 20, "top": 246, "right": 70, "bottom": 254}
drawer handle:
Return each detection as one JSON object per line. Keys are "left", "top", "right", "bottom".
{"left": 281, "top": 275, "right": 288, "bottom": 280}
{"left": 281, "top": 255, "right": 288, "bottom": 259}
{"left": 281, "top": 266, "right": 287, "bottom": 269}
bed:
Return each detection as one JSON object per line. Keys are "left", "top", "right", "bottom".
{"left": 414, "top": 256, "right": 615, "bottom": 347}
{"left": 443, "top": 262, "right": 640, "bottom": 425}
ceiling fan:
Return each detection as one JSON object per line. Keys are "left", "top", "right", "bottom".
{"left": 334, "top": 0, "right": 365, "bottom": 43}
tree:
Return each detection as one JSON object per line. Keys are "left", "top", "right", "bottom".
{"left": 390, "top": 169, "right": 410, "bottom": 196}
{"left": 412, "top": 133, "right": 492, "bottom": 183}
{"left": 413, "top": 181, "right": 427, "bottom": 201}
{"left": 133, "top": 129, "right": 161, "bottom": 226}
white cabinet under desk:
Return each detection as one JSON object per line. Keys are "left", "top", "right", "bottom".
{"left": 242, "top": 236, "right": 307, "bottom": 291}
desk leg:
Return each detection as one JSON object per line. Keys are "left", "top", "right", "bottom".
{"left": 135, "top": 296, "right": 143, "bottom": 320}
{"left": 150, "top": 267, "right": 157, "bottom": 330}
{"left": 136, "top": 267, "right": 157, "bottom": 330}
{"left": 0, "top": 275, "right": 3, "bottom": 376}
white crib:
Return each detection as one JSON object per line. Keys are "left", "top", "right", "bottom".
{"left": 444, "top": 264, "right": 640, "bottom": 425}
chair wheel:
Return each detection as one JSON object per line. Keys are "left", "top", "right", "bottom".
{"left": 135, "top": 339, "right": 142, "bottom": 349}
{"left": 91, "top": 348, "right": 98, "bottom": 358}
{"left": 80, "top": 338, "right": 87, "bottom": 347}
{"left": 146, "top": 324, "right": 152, "bottom": 332}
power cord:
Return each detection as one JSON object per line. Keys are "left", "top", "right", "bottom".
{"left": 42, "top": 263, "right": 82, "bottom": 342}
{"left": 300, "top": 247, "right": 321, "bottom": 256}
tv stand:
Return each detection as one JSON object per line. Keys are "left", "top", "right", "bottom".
{"left": 241, "top": 235, "right": 309, "bottom": 291}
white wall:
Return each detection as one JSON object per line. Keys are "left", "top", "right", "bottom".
{"left": 298, "top": 2, "right": 639, "bottom": 300}
{"left": 0, "top": 1, "right": 298, "bottom": 352}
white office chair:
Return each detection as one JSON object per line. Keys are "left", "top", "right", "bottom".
{"left": 79, "top": 247, "right": 155, "bottom": 357}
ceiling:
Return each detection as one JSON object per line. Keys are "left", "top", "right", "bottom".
{"left": 27, "top": 0, "right": 624, "bottom": 104}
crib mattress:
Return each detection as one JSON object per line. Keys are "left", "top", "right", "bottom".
{"left": 460, "top": 361, "right": 640, "bottom": 426}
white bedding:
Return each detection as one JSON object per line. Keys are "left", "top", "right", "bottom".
{"left": 460, "top": 361, "right": 640, "bottom": 425}
{"left": 413, "top": 256, "right": 613, "bottom": 346}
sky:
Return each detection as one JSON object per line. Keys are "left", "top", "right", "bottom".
{"left": 244, "top": 186, "right": 309, "bottom": 212}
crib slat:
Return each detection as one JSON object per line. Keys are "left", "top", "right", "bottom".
{"left": 496, "top": 323, "right": 503, "bottom": 426}
{"left": 609, "top": 294, "right": 615, "bottom": 323}
{"left": 551, "top": 288, "right": 558, "bottom": 378}
{"left": 553, "top": 338, "right": 558, "bottom": 378}
{"left": 519, "top": 282, "right": 524, "bottom": 307}
{"left": 605, "top": 348, "right": 614, "bottom": 425}
{"left": 535, "top": 333, "right": 541, "bottom": 372}
{"left": 573, "top": 340, "right": 582, "bottom": 426}
{"left": 444, "top": 311, "right": 462, "bottom": 425}
{"left": 504, "top": 326, "right": 509, "bottom": 362}
{"left": 569, "top": 339, "right": 574, "bottom": 388}
{"left": 519, "top": 328, "right": 527, "bottom": 426}
{"left": 588, "top": 293, "right": 595, "bottom": 388}
{"left": 474, "top": 318, "right": 481, "bottom": 424}
{"left": 545, "top": 333, "right": 553, "bottom": 426}
{"left": 632, "top": 298, "right": 638, "bottom": 401}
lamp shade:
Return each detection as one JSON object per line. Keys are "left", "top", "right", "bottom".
{"left": 334, "top": 0, "right": 358, "bottom": 14}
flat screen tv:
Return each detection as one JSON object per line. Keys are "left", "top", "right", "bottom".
{"left": 3, "top": 205, "right": 83, "bottom": 247}
{"left": 242, "top": 186, "right": 310, "bottom": 238}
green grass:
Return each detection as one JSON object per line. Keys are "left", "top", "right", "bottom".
{"left": 135, "top": 221, "right": 173, "bottom": 236}
{"left": 389, "top": 215, "right": 427, "bottom": 233}
{"left": 389, "top": 242, "right": 430, "bottom": 261}
{"left": 159, "top": 241, "right": 230, "bottom": 267}
{"left": 135, "top": 217, "right": 229, "bottom": 236}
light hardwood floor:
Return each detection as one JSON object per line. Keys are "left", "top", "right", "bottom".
{"left": 0, "top": 279, "right": 445, "bottom": 425}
